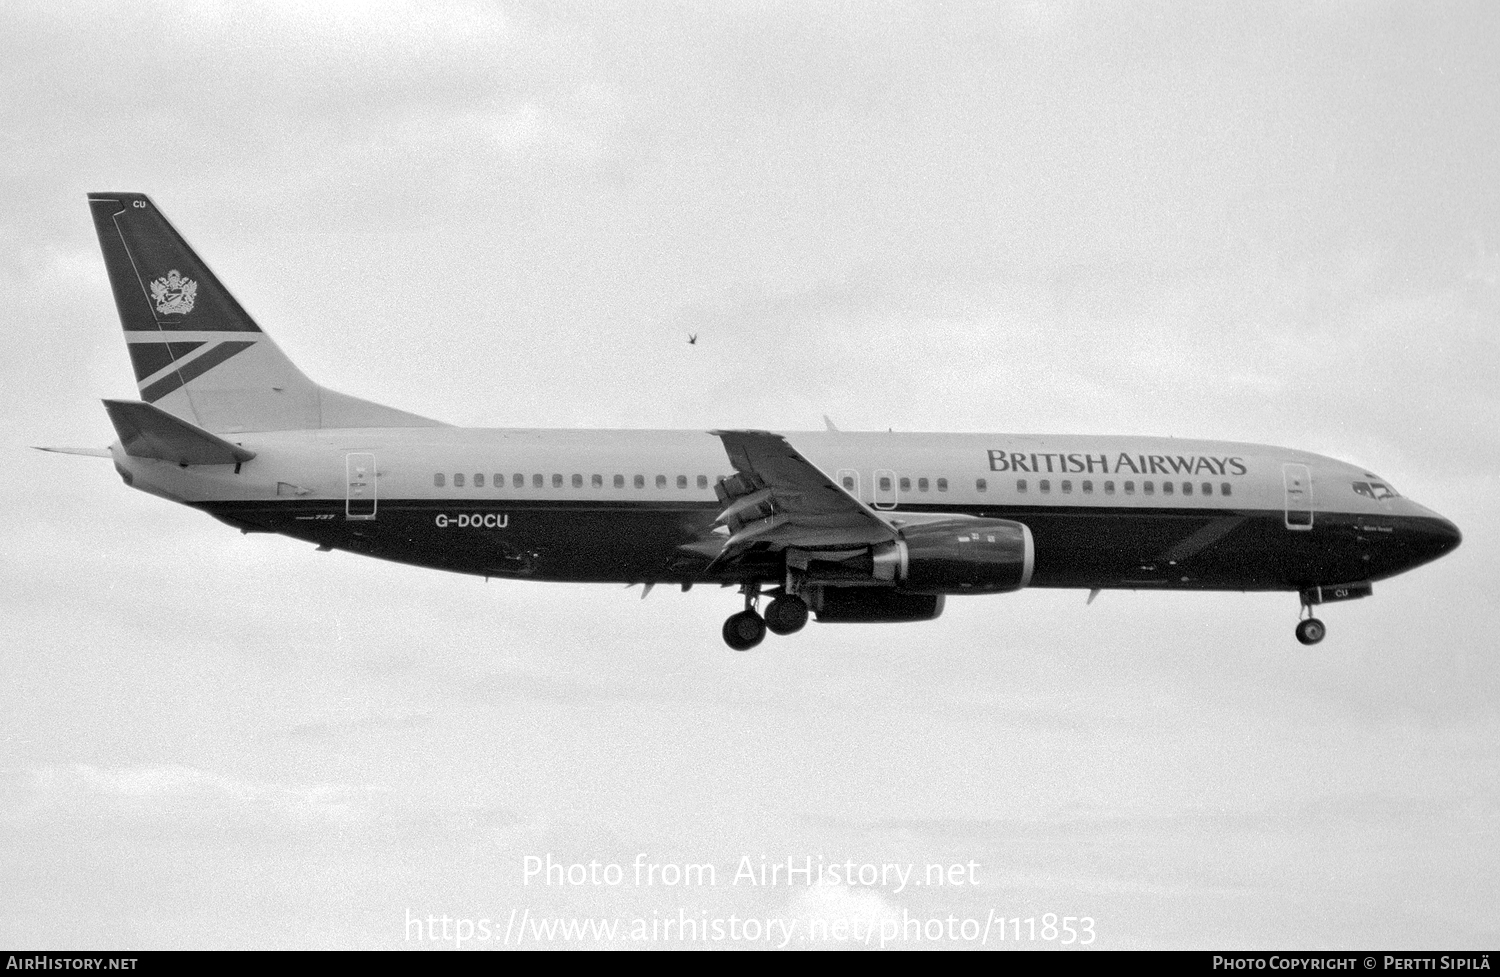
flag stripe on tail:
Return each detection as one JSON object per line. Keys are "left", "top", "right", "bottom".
{"left": 140, "top": 340, "right": 255, "bottom": 403}
{"left": 126, "top": 341, "right": 204, "bottom": 382}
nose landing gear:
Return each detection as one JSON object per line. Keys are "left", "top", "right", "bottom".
{"left": 1295, "top": 617, "right": 1326, "bottom": 646}
{"left": 1292, "top": 582, "right": 1373, "bottom": 645}
{"left": 1296, "top": 595, "right": 1326, "bottom": 646}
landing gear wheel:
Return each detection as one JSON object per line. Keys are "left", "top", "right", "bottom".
{"left": 1295, "top": 618, "right": 1326, "bottom": 646}
{"left": 763, "top": 595, "right": 809, "bottom": 635}
{"left": 723, "top": 610, "right": 767, "bottom": 651}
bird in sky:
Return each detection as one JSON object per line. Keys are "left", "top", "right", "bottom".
{"left": 687, "top": 333, "right": 698, "bottom": 345}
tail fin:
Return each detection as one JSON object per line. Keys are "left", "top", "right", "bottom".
{"left": 87, "top": 193, "right": 442, "bottom": 433}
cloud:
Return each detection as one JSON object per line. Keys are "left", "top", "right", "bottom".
{"left": 0, "top": 0, "right": 624, "bottom": 193}
{"left": 8, "top": 764, "right": 373, "bottom": 829}
{"left": 789, "top": 881, "right": 902, "bottom": 947}
{"left": 3, "top": 0, "right": 1498, "bottom": 950}
{"left": 283, "top": 712, "right": 433, "bottom": 741}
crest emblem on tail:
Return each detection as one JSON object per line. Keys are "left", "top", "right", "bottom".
{"left": 149, "top": 269, "right": 197, "bottom": 315}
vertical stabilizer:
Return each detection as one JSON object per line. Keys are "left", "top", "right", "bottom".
{"left": 87, "top": 193, "right": 442, "bottom": 433}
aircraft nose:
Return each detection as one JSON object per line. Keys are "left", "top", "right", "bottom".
{"left": 1410, "top": 511, "right": 1462, "bottom": 567}
{"left": 1388, "top": 511, "right": 1461, "bottom": 577}
{"left": 1433, "top": 515, "right": 1462, "bottom": 554}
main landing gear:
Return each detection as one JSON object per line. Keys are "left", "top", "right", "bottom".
{"left": 722, "top": 584, "right": 808, "bottom": 651}
{"left": 722, "top": 609, "right": 766, "bottom": 651}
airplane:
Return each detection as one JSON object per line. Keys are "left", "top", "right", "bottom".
{"left": 50, "top": 193, "right": 1462, "bottom": 651}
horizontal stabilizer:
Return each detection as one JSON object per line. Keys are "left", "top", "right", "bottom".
{"left": 102, "top": 399, "right": 256, "bottom": 465}
{"left": 33, "top": 445, "right": 112, "bottom": 458}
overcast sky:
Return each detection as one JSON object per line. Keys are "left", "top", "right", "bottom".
{"left": 2, "top": 0, "right": 1497, "bottom": 950}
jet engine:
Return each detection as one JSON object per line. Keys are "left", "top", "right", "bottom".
{"left": 877, "top": 517, "right": 1034, "bottom": 594}
{"left": 789, "top": 517, "right": 1034, "bottom": 603}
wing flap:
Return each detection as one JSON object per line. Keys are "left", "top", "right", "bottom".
{"left": 705, "top": 430, "right": 896, "bottom": 567}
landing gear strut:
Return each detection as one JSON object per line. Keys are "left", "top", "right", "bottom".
{"left": 722, "top": 583, "right": 767, "bottom": 651}
{"left": 1295, "top": 598, "right": 1326, "bottom": 646}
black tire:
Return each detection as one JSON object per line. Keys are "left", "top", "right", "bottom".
{"left": 722, "top": 610, "right": 766, "bottom": 651}
{"left": 763, "top": 595, "right": 809, "bottom": 635}
{"left": 1295, "top": 618, "right": 1326, "bottom": 646}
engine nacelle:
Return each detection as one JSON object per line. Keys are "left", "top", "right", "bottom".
{"left": 808, "top": 587, "right": 945, "bottom": 624}
{"left": 873, "top": 517, "right": 1034, "bottom": 595}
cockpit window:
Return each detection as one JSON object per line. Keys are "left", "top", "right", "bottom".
{"left": 1352, "top": 480, "right": 1400, "bottom": 501}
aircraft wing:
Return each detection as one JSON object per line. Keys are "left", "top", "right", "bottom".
{"left": 702, "top": 429, "right": 897, "bottom": 566}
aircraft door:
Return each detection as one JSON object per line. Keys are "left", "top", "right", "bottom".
{"left": 1283, "top": 463, "right": 1312, "bottom": 530}
{"left": 873, "top": 468, "right": 898, "bottom": 510}
{"left": 346, "top": 452, "right": 377, "bottom": 520}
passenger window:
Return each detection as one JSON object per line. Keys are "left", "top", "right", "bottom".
{"left": 1061, "top": 480, "right": 1072, "bottom": 493}
{"left": 513, "top": 474, "right": 524, "bottom": 488}
{"left": 841, "top": 475, "right": 854, "bottom": 490}
{"left": 1221, "top": 482, "right": 1231, "bottom": 496}
{"left": 1163, "top": 481, "right": 1173, "bottom": 495}
{"left": 677, "top": 475, "right": 687, "bottom": 489}
{"left": 1083, "top": 480, "right": 1093, "bottom": 493}
{"left": 976, "top": 478, "right": 987, "bottom": 492}
{"left": 1182, "top": 481, "right": 1192, "bottom": 496}
{"left": 533, "top": 474, "right": 543, "bottom": 489}
{"left": 879, "top": 476, "right": 892, "bottom": 491}
{"left": 1201, "top": 482, "right": 1212, "bottom": 496}
{"left": 1017, "top": 479, "right": 1027, "bottom": 493}
{"left": 454, "top": 473, "right": 465, "bottom": 488}
{"left": 937, "top": 478, "right": 948, "bottom": 492}
{"left": 474, "top": 474, "right": 484, "bottom": 488}
{"left": 656, "top": 475, "right": 667, "bottom": 488}
{"left": 592, "top": 474, "right": 603, "bottom": 488}
{"left": 1143, "top": 481, "right": 1154, "bottom": 495}
{"left": 1040, "top": 479, "right": 1051, "bottom": 493}
{"left": 552, "top": 474, "right": 563, "bottom": 488}
{"left": 918, "top": 478, "right": 929, "bottom": 492}
{"left": 1124, "top": 480, "right": 1135, "bottom": 495}
{"left": 899, "top": 477, "right": 911, "bottom": 492}
{"left": 634, "top": 474, "right": 645, "bottom": 489}
{"left": 697, "top": 475, "right": 708, "bottom": 489}
{"left": 434, "top": 473, "right": 445, "bottom": 488}
{"left": 614, "top": 474, "right": 624, "bottom": 488}
{"left": 1104, "top": 481, "right": 1115, "bottom": 494}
